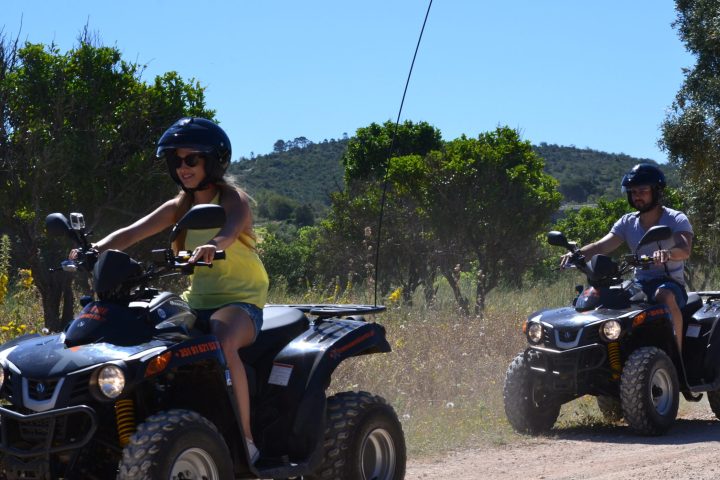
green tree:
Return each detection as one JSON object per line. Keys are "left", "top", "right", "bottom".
{"left": 293, "top": 204, "right": 315, "bottom": 227}
{"left": 415, "top": 128, "right": 561, "bottom": 313}
{"left": 273, "top": 139, "right": 286, "bottom": 153}
{"left": 661, "top": 0, "right": 720, "bottom": 262}
{"left": 343, "top": 120, "right": 443, "bottom": 183}
{"left": 319, "top": 121, "right": 444, "bottom": 303}
{"left": 318, "top": 179, "right": 438, "bottom": 303}
{"left": 259, "top": 226, "right": 318, "bottom": 291}
{"left": 322, "top": 123, "right": 560, "bottom": 313}
{"left": 266, "top": 194, "right": 297, "bottom": 221}
{"left": 0, "top": 33, "right": 213, "bottom": 331}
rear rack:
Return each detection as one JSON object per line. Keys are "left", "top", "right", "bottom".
{"left": 266, "top": 304, "right": 386, "bottom": 319}
{"left": 696, "top": 291, "right": 720, "bottom": 301}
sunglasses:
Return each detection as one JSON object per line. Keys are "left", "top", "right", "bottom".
{"left": 166, "top": 152, "right": 205, "bottom": 169}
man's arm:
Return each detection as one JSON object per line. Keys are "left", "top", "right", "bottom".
{"left": 654, "top": 231, "right": 693, "bottom": 264}
{"left": 560, "top": 232, "right": 624, "bottom": 268}
{"left": 580, "top": 232, "right": 625, "bottom": 258}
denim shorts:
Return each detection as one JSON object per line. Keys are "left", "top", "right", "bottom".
{"left": 637, "top": 278, "right": 688, "bottom": 309}
{"left": 195, "top": 302, "right": 264, "bottom": 342}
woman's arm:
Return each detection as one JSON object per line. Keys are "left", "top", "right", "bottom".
{"left": 189, "top": 188, "right": 250, "bottom": 263}
{"left": 94, "top": 198, "right": 179, "bottom": 252}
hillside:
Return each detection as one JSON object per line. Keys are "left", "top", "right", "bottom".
{"left": 228, "top": 137, "right": 677, "bottom": 215}
{"left": 534, "top": 143, "right": 678, "bottom": 203}
{"left": 228, "top": 137, "right": 348, "bottom": 212}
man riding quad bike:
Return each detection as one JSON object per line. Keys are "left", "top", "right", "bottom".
{"left": 504, "top": 225, "right": 720, "bottom": 436}
{"left": 0, "top": 204, "right": 406, "bottom": 479}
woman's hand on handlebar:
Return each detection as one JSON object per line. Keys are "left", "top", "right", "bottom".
{"left": 189, "top": 243, "right": 218, "bottom": 264}
{"left": 68, "top": 245, "right": 98, "bottom": 261}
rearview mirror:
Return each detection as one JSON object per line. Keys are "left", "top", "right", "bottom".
{"left": 637, "top": 225, "right": 672, "bottom": 249}
{"left": 168, "top": 204, "right": 226, "bottom": 243}
{"left": 547, "top": 231, "right": 571, "bottom": 249}
{"left": 45, "top": 213, "right": 73, "bottom": 238}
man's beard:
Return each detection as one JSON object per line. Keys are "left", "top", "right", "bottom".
{"left": 634, "top": 198, "right": 657, "bottom": 213}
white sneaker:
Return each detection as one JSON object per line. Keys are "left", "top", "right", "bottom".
{"left": 246, "top": 438, "right": 260, "bottom": 465}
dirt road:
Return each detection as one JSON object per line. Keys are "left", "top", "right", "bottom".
{"left": 406, "top": 406, "right": 720, "bottom": 479}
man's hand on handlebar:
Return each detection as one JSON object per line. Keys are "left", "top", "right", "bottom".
{"left": 652, "top": 249, "right": 671, "bottom": 265}
{"left": 560, "top": 252, "right": 577, "bottom": 269}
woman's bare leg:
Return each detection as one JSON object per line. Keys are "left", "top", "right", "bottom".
{"left": 210, "top": 305, "right": 257, "bottom": 441}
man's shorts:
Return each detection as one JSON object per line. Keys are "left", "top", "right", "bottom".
{"left": 636, "top": 278, "right": 688, "bottom": 309}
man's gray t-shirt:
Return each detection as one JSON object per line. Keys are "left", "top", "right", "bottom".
{"left": 609, "top": 207, "right": 693, "bottom": 285}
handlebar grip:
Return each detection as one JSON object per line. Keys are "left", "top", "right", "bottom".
{"left": 214, "top": 250, "right": 225, "bottom": 260}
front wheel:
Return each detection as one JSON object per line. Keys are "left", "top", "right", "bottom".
{"left": 708, "top": 390, "right": 720, "bottom": 420}
{"left": 503, "top": 351, "right": 561, "bottom": 434}
{"left": 117, "top": 409, "right": 233, "bottom": 480}
{"left": 307, "top": 391, "right": 406, "bottom": 480}
{"left": 620, "top": 347, "right": 679, "bottom": 435}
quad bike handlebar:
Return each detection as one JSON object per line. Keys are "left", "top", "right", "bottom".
{"left": 46, "top": 205, "right": 228, "bottom": 300}
{"left": 552, "top": 225, "right": 672, "bottom": 288}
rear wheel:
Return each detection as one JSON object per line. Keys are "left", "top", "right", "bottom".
{"left": 503, "top": 351, "right": 561, "bottom": 434}
{"left": 620, "top": 347, "right": 679, "bottom": 435}
{"left": 117, "top": 409, "right": 232, "bottom": 480}
{"left": 307, "top": 391, "right": 406, "bottom": 480}
{"left": 708, "top": 390, "right": 720, "bottom": 420}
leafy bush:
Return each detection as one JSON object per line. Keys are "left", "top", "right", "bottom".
{"left": 258, "top": 226, "right": 320, "bottom": 291}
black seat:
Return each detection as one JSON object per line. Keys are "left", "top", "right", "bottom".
{"left": 260, "top": 306, "right": 307, "bottom": 331}
{"left": 682, "top": 292, "right": 703, "bottom": 317}
{"left": 239, "top": 306, "right": 309, "bottom": 365}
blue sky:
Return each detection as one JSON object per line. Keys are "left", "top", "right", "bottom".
{"left": 4, "top": 1, "right": 692, "bottom": 163}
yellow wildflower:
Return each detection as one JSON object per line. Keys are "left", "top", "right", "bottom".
{"left": 388, "top": 287, "right": 403, "bottom": 303}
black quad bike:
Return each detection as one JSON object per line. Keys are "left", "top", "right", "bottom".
{"left": 0, "top": 204, "right": 406, "bottom": 479}
{"left": 504, "top": 225, "right": 720, "bottom": 436}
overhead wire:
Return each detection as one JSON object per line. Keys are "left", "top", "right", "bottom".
{"left": 373, "top": 0, "right": 434, "bottom": 306}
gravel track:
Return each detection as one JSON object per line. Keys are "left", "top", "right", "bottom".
{"left": 406, "top": 404, "right": 720, "bottom": 479}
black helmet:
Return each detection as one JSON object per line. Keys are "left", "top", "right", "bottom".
{"left": 156, "top": 117, "right": 231, "bottom": 190}
{"left": 621, "top": 163, "right": 666, "bottom": 191}
{"left": 621, "top": 163, "right": 666, "bottom": 211}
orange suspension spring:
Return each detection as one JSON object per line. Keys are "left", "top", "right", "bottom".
{"left": 607, "top": 342, "right": 622, "bottom": 380}
{"left": 115, "top": 398, "right": 136, "bottom": 446}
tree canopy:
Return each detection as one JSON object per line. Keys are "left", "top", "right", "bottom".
{"left": 317, "top": 122, "right": 561, "bottom": 313}
{"left": 661, "top": 0, "right": 720, "bottom": 259}
{"left": 0, "top": 33, "right": 212, "bottom": 330}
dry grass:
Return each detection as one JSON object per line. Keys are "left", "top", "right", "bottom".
{"left": 1, "top": 272, "right": 621, "bottom": 458}
{"left": 280, "top": 274, "right": 607, "bottom": 457}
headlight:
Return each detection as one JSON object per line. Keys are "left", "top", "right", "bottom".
{"left": 601, "top": 320, "right": 622, "bottom": 341}
{"left": 527, "top": 323, "right": 543, "bottom": 343}
{"left": 97, "top": 364, "right": 125, "bottom": 399}
{"left": 0, "top": 366, "right": 5, "bottom": 390}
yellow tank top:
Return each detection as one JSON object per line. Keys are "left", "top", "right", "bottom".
{"left": 180, "top": 202, "right": 269, "bottom": 309}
